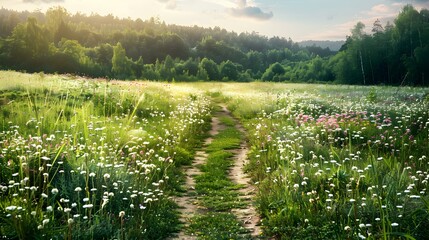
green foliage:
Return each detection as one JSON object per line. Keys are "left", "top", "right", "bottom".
{"left": 0, "top": 5, "right": 428, "bottom": 85}
{"left": 200, "top": 58, "right": 220, "bottom": 81}
{"left": 112, "top": 42, "right": 133, "bottom": 79}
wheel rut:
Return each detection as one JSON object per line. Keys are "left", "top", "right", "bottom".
{"left": 170, "top": 104, "right": 261, "bottom": 239}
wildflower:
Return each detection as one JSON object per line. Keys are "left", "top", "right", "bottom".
{"left": 6, "top": 206, "right": 17, "bottom": 211}
{"left": 344, "top": 226, "right": 351, "bottom": 231}
{"left": 358, "top": 233, "right": 366, "bottom": 239}
{"left": 46, "top": 206, "right": 53, "bottom": 212}
{"left": 119, "top": 211, "right": 125, "bottom": 217}
{"left": 101, "top": 199, "right": 109, "bottom": 209}
{"left": 104, "top": 173, "right": 110, "bottom": 179}
{"left": 41, "top": 193, "right": 48, "bottom": 198}
{"left": 391, "top": 223, "right": 399, "bottom": 227}
{"left": 51, "top": 188, "right": 59, "bottom": 194}
{"left": 42, "top": 219, "right": 49, "bottom": 225}
{"left": 68, "top": 218, "right": 74, "bottom": 225}
{"left": 82, "top": 204, "right": 93, "bottom": 209}
{"left": 83, "top": 198, "right": 89, "bottom": 202}
{"left": 74, "top": 187, "right": 82, "bottom": 192}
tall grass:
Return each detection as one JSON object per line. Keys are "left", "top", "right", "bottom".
{"left": 0, "top": 71, "right": 211, "bottom": 239}
{"left": 226, "top": 85, "right": 429, "bottom": 239}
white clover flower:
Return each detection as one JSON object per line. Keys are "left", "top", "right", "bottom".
{"left": 119, "top": 211, "right": 125, "bottom": 217}
{"left": 46, "top": 206, "right": 53, "bottom": 212}
{"left": 74, "top": 187, "right": 82, "bottom": 192}
{"left": 68, "top": 218, "right": 74, "bottom": 225}
{"left": 6, "top": 206, "right": 17, "bottom": 211}
{"left": 51, "top": 188, "right": 59, "bottom": 194}
{"left": 82, "top": 204, "right": 93, "bottom": 209}
{"left": 42, "top": 219, "right": 49, "bottom": 225}
{"left": 391, "top": 223, "right": 399, "bottom": 227}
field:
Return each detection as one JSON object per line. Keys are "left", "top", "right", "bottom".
{"left": 1, "top": 71, "right": 429, "bottom": 239}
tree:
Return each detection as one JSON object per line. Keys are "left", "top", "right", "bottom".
{"left": 220, "top": 60, "right": 238, "bottom": 81}
{"left": 199, "top": 58, "right": 219, "bottom": 80}
{"left": 262, "top": 62, "right": 285, "bottom": 81}
{"left": 112, "top": 42, "right": 133, "bottom": 79}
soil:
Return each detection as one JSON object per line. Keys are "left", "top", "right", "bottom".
{"left": 170, "top": 104, "right": 261, "bottom": 239}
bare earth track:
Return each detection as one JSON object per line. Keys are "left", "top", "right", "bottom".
{"left": 170, "top": 104, "right": 261, "bottom": 239}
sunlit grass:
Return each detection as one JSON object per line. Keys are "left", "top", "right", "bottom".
{"left": 0, "top": 71, "right": 211, "bottom": 239}
{"left": 226, "top": 84, "right": 429, "bottom": 239}
{"left": 1, "top": 71, "right": 429, "bottom": 239}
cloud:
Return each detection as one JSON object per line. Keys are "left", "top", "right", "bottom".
{"left": 157, "top": 0, "right": 176, "bottom": 10}
{"left": 229, "top": 0, "right": 273, "bottom": 21}
{"left": 23, "top": 0, "right": 64, "bottom": 2}
{"left": 391, "top": 0, "right": 429, "bottom": 2}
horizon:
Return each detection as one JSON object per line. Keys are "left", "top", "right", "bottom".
{"left": 1, "top": 0, "right": 427, "bottom": 42}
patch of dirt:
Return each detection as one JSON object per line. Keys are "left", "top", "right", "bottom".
{"left": 221, "top": 105, "right": 263, "bottom": 238}
{"left": 171, "top": 104, "right": 262, "bottom": 239}
{"left": 169, "top": 115, "right": 222, "bottom": 240}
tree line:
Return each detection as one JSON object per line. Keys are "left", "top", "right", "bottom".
{"left": 0, "top": 5, "right": 428, "bottom": 85}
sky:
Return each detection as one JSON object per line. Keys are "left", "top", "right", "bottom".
{"left": 1, "top": 0, "right": 428, "bottom": 41}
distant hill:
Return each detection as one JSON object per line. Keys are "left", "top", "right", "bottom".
{"left": 298, "top": 40, "right": 345, "bottom": 52}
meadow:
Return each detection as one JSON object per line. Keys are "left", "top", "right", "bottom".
{"left": 1, "top": 71, "right": 429, "bottom": 239}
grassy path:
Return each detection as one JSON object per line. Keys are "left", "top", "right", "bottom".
{"left": 171, "top": 104, "right": 262, "bottom": 239}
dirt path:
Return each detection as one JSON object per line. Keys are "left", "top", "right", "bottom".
{"left": 170, "top": 116, "right": 223, "bottom": 240}
{"left": 221, "top": 105, "right": 262, "bottom": 238}
{"left": 171, "top": 104, "right": 261, "bottom": 239}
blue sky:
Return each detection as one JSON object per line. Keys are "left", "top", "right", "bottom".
{"left": 1, "top": 0, "right": 428, "bottom": 41}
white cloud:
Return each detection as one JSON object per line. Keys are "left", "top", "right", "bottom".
{"left": 229, "top": 0, "right": 273, "bottom": 20}
{"left": 23, "top": 0, "right": 63, "bottom": 2}
{"left": 157, "top": 0, "right": 176, "bottom": 10}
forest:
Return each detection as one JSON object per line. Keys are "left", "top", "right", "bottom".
{"left": 0, "top": 5, "right": 428, "bottom": 85}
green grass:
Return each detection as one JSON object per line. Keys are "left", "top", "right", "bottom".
{"left": 2, "top": 71, "right": 429, "bottom": 239}
{"left": 0, "top": 71, "right": 211, "bottom": 239}
{"left": 187, "top": 212, "right": 251, "bottom": 240}
{"left": 226, "top": 85, "right": 429, "bottom": 239}
{"left": 189, "top": 111, "right": 248, "bottom": 238}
